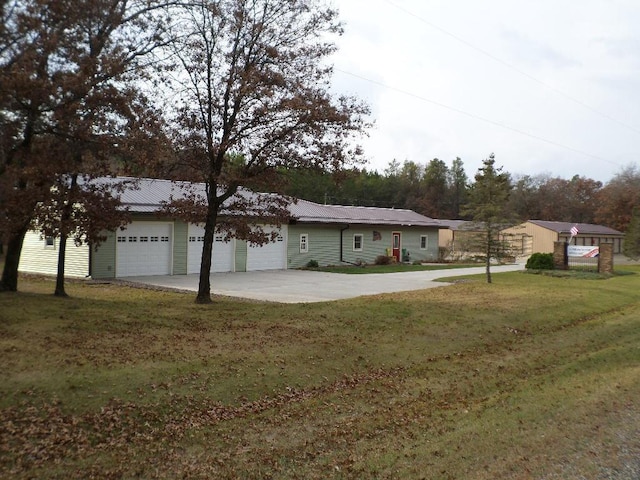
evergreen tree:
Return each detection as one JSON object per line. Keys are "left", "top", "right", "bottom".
{"left": 421, "top": 158, "right": 449, "bottom": 218}
{"left": 447, "top": 157, "right": 468, "bottom": 219}
{"left": 463, "top": 154, "right": 512, "bottom": 283}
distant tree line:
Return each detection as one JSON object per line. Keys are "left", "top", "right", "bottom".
{"left": 284, "top": 160, "right": 640, "bottom": 232}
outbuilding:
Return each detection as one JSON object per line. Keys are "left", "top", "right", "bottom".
{"left": 500, "top": 220, "right": 624, "bottom": 255}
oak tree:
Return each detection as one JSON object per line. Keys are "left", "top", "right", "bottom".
{"left": 623, "top": 207, "right": 640, "bottom": 260}
{"left": 595, "top": 165, "right": 640, "bottom": 232}
{"left": 31, "top": 175, "right": 132, "bottom": 296}
{"left": 161, "top": 0, "right": 369, "bottom": 303}
{"left": 0, "top": 0, "right": 170, "bottom": 292}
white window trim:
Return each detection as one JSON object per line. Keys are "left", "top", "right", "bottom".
{"left": 44, "top": 236, "right": 56, "bottom": 249}
{"left": 299, "top": 233, "right": 309, "bottom": 253}
{"left": 420, "top": 235, "right": 428, "bottom": 250}
{"left": 353, "top": 234, "right": 363, "bottom": 252}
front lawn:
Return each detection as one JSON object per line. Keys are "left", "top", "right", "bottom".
{"left": 1, "top": 268, "right": 639, "bottom": 478}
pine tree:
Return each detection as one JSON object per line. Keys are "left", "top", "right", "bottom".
{"left": 462, "top": 154, "right": 512, "bottom": 283}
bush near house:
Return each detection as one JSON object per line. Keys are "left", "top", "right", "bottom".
{"left": 374, "top": 255, "right": 393, "bottom": 265}
{"left": 526, "top": 252, "right": 555, "bottom": 270}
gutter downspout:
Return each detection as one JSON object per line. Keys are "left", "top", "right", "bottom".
{"left": 339, "top": 224, "right": 362, "bottom": 266}
{"left": 340, "top": 225, "right": 349, "bottom": 263}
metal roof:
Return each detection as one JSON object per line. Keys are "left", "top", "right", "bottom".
{"left": 289, "top": 199, "right": 440, "bottom": 226}
{"left": 529, "top": 220, "right": 623, "bottom": 236}
{"left": 93, "top": 177, "right": 201, "bottom": 213}
{"left": 435, "top": 219, "right": 470, "bottom": 230}
{"left": 97, "top": 177, "right": 439, "bottom": 227}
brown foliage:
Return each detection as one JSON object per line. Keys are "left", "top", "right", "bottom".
{"left": 595, "top": 165, "right": 640, "bottom": 231}
{"left": 0, "top": 367, "right": 403, "bottom": 476}
{"left": 159, "top": 0, "right": 370, "bottom": 301}
{"left": 0, "top": 0, "right": 172, "bottom": 290}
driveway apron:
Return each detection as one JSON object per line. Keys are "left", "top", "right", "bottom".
{"left": 123, "top": 264, "right": 524, "bottom": 303}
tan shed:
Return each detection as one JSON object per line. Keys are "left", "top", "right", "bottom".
{"left": 501, "top": 220, "right": 624, "bottom": 256}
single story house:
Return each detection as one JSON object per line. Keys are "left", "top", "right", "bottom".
{"left": 500, "top": 220, "right": 624, "bottom": 255}
{"left": 18, "top": 177, "right": 441, "bottom": 279}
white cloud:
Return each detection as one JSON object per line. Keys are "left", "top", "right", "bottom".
{"left": 329, "top": 0, "right": 640, "bottom": 182}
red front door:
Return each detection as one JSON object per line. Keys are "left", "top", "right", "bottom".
{"left": 392, "top": 232, "right": 401, "bottom": 262}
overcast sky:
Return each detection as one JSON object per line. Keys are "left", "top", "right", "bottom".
{"left": 329, "top": 0, "right": 640, "bottom": 183}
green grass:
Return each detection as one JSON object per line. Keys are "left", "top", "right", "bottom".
{"left": 313, "top": 262, "right": 479, "bottom": 274}
{"left": 1, "top": 268, "right": 640, "bottom": 478}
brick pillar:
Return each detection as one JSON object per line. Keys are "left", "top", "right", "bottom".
{"left": 553, "top": 241, "right": 568, "bottom": 270}
{"left": 598, "top": 243, "right": 614, "bottom": 274}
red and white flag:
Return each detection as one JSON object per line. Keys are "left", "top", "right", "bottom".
{"left": 570, "top": 225, "right": 579, "bottom": 237}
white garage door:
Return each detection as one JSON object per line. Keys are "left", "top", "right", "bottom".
{"left": 246, "top": 226, "right": 286, "bottom": 271}
{"left": 187, "top": 224, "right": 234, "bottom": 274}
{"left": 116, "top": 222, "right": 172, "bottom": 277}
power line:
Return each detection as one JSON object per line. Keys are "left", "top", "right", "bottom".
{"left": 382, "top": 0, "right": 640, "bottom": 137}
{"left": 335, "top": 67, "right": 622, "bottom": 168}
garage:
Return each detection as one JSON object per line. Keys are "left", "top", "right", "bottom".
{"left": 187, "top": 224, "right": 234, "bottom": 274}
{"left": 246, "top": 226, "right": 287, "bottom": 271}
{"left": 116, "top": 222, "right": 173, "bottom": 277}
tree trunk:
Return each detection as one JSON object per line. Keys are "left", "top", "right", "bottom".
{"left": 54, "top": 234, "right": 69, "bottom": 297}
{"left": 54, "top": 174, "right": 78, "bottom": 297}
{"left": 0, "top": 225, "right": 28, "bottom": 292}
{"left": 485, "top": 231, "right": 492, "bottom": 284}
{"left": 196, "top": 203, "right": 218, "bottom": 304}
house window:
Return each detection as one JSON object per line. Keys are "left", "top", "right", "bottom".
{"left": 128, "top": 236, "right": 137, "bottom": 242}
{"left": 300, "top": 234, "right": 309, "bottom": 253}
{"left": 353, "top": 234, "right": 363, "bottom": 251}
{"left": 44, "top": 236, "right": 55, "bottom": 249}
{"left": 420, "top": 235, "right": 428, "bottom": 250}
{"left": 117, "top": 236, "right": 126, "bottom": 243}
{"left": 140, "top": 236, "right": 149, "bottom": 242}
{"left": 189, "top": 236, "right": 196, "bottom": 242}
{"left": 150, "top": 236, "right": 159, "bottom": 242}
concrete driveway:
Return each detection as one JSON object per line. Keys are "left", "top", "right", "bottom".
{"left": 123, "top": 263, "right": 524, "bottom": 303}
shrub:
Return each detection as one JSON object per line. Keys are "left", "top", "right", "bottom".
{"left": 438, "top": 246, "right": 450, "bottom": 262}
{"left": 375, "top": 255, "right": 393, "bottom": 265}
{"left": 526, "top": 252, "right": 554, "bottom": 270}
{"left": 306, "top": 259, "right": 319, "bottom": 268}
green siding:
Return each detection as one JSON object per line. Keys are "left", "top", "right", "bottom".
{"left": 235, "top": 240, "right": 247, "bottom": 272}
{"left": 92, "top": 230, "right": 116, "bottom": 279}
{"left": 288, "top": 224, "right": 439, "bottom": 268}
{"left": 173, "top": 220, "right": 188, "bottom": 275}
{"left": 342, "top": 227, "right": 393, "bottom": 265}
{"left": 93, "top": 217, "right": 440, "bottom": 277}
{"left": 400, "top": 228, "right": 439, "bottom": 263}
{"left": 287, "top": 224, "right": 342, "bottom": 268}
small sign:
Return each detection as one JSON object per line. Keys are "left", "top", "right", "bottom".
{"left": 568, "top": 245, "right": 599, "bottom": 258}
